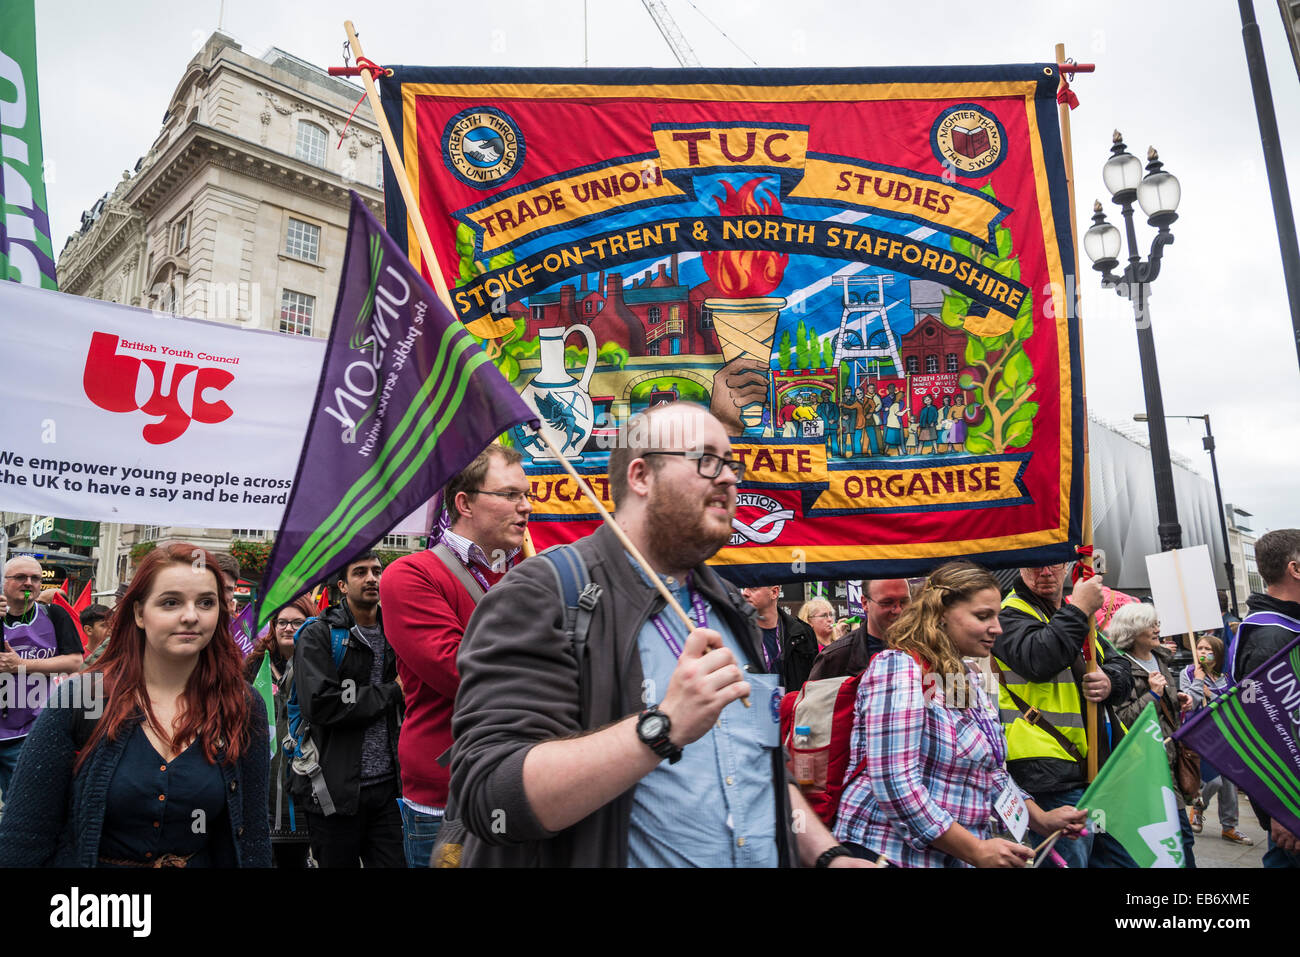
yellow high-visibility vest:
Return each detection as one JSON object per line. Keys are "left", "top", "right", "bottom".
{"left": 995, "top": 591, "right": 1106, "bottom": 763}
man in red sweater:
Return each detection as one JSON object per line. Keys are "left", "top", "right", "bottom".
{"left": 379, "top": 443, "right": 532, "bottom": 866}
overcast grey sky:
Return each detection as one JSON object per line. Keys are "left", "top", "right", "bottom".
{"left": 30, "top": 0, "right": 1300, "bottom": 534}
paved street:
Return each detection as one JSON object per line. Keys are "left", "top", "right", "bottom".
{"left": 1191, "top": 794, "right": 1265, "bottom": 868}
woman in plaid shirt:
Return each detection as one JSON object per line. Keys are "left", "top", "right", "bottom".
{"left": 833, "top": 563, "right": 1086, "bottom": 867}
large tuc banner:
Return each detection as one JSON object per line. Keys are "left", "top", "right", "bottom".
{"left": 381, "top": 65, "right": 1084, "bottom": 581}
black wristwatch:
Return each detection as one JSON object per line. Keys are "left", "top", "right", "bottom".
{"left": 815, "top": 845, "right": 853, "bottom": 868}
{"left": 636, "top": 706, "right": 682, "bottom": 764}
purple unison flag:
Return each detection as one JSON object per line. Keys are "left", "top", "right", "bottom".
{"left": 1174, "top": 633, "right": 1300, "bottom": 836}
{"left": 230, "top": 602, "right": 256, "bottom": 656}
{"left": 257, "top": 193, "right": 536, "bottom": 628}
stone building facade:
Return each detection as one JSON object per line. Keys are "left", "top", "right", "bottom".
{"left": 38, "top": 31, "right": 416, "bottom": 596}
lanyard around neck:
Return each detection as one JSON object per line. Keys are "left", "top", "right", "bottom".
{"left": 649, "top": 583, "right": 709, "bottom": 659}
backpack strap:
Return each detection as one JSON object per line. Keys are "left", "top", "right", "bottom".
{"left": 329, "top": 627, "right": 350, "bottom": 668}
{"left": 285, "top": 618, "right": 351, "bottom": 817}
{"left": 539, "top": 545, "right": 602, "bottom": 727}
{"left": 430, "top": 543, "right": 486, "bottom": 605}
{"left": 988, "top": 657, "right": 1086, "bottom": 764}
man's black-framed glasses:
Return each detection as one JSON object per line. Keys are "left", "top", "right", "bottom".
{"left": 471, "top": 488, "right": 537, "bottom": 504}
{"left": 642, "top": 451, "right": 745, "bottom": 481}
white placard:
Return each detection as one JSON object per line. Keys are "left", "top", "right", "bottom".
{"left": 994, "top": 784, "right": 1029, "bottom": 842}
{"left": 0, "top": 283, "right": 324, "bottom": 529}
{"left": 1144, "top": 545, "right": 1222, "bottom": 636}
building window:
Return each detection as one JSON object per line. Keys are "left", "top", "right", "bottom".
{"left": 946, "top": 353, "right": 959, "bottom": 372}
{"left": 925, "top": 354, "right": 939, "bottom": 373}
{"left": 380, "top": 533, "right": 408, "bottom": 549}
{"left": 376, "top": 155, "right": 384, "bottom": 189}
{"left": 532, "top": 306, "right": 543, "bottom": 320}
{"left": 285, "top": 218, "right": 321, "bottom": 262}
{"left": 232, "top": 529, "right": 264, "bottom": 540}
{"left": 905, "top": 355, "right": 919, "bottom": 374}
{"left": 295, "top": 121, "right": 328, "bottom": 167}
{"left": 699, "top": 309, "right": 714, "bottom": 330}
{"left": 141, "top": 526, "right": 161, "bottom": 542}
{"left": 279, "top": 290, "right": 315, "bottom": 336}
{"left": 172, "top": 216, "right": 188, "bottom": 253}
{"left": 648, "top": 340, "right": 662, "bottom": 356}
{"left": 647, "top": 306, "right": 662, "bottom": 324}
{"left": 584, "top": 300, "right": 593, "bottom": 314}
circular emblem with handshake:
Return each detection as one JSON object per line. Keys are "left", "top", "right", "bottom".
{"left": 443, "top": 106, "right": 525, "bottom": 189}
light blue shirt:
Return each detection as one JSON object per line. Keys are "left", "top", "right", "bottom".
{"left": 626, "top": 560, "right": 780, "bottom": 868}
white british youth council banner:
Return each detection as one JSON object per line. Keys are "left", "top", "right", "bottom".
{"left": 0, "top": 282, "right": 325, "bottom": 527}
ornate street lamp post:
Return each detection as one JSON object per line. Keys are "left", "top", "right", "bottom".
{"left": 1085, "top": 132, "right": 1184, "bottom": 552}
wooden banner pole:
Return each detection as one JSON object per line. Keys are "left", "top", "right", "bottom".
{"left": 343, "top": 21, "right": 511, "bottom": 340}
{"left": 1170, "top": 549, "right": 1196, "bottom": 653}
{"left": 1056, "top": 42, "right": 1099, "bottom": 782}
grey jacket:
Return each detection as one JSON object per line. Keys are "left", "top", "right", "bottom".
{"left": 448, "top": 524, "right": 799, "bottom": 867}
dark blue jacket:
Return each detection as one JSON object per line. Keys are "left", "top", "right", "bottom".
{"left": 0, "top": 677, "right": 271, "bottom": 867}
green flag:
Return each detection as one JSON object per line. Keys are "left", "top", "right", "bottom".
{"left": 1, "top": 0, "right": 58, "bottom": 288}
{"left": 252, "top": 653, "right": 276, "bottom": 757}
{"left": 1077, "top": 703, "right": 1186, "bottom": 868}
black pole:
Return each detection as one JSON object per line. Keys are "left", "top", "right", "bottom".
{"left": 1202, "top": 415, "right": 1240, "bottom": 617}
{"left": 1123, "top": 204, "right": 1183, "bottom": 552}
{"left": 1239, "top": 0, "right": 1300, "bottom": 376}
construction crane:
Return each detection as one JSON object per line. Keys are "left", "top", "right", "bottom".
{"left": 641, "top": 0, "right": 702, "bottom": 67}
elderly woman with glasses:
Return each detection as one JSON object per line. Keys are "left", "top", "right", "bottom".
{"left": 797, "top": 598, "right": 838, "bottom": 650}
{"left": 1109, "top": 602, "right": 1198, "bottom": 868}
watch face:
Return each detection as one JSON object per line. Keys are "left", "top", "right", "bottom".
{"left": 641, "top": 714, "right": 667, "bottom": 738}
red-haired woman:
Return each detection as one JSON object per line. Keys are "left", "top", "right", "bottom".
{"left": 0, "top": 544, "right": 270, "bottom": 867}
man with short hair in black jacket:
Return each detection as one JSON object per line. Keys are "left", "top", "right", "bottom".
{"left": 1237, "top": 528, "right": 1300, "bottom": 867}
{"left": 741, "top": 584, "right": 818, "bottom": 691}
{"left": 294, "top": 552, "right": 404, "bottom": 867}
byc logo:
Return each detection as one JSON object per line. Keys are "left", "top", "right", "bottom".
{"left": 82, "top": 332, "right": 234, "bottom": 445}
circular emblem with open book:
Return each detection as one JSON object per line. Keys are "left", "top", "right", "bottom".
{"left": 930, "top": 104, "right": 1006, "bottom": 177}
